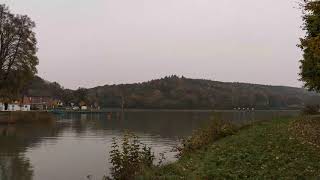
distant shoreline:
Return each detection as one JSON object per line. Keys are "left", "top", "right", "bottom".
{"left": 49, "top": 109, "right": 301, "bottom": 113}
{"left": 0, "top": 109, "right": 301, "bottom": 114}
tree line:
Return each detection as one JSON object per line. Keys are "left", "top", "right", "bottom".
{"left": 24, "top": 75, "right": 320, "bottom": 110}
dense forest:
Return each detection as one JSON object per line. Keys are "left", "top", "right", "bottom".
{"left": 23, "top": 75, "right": 320, "bottom": 110}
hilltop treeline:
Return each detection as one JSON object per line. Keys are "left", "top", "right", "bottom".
{"left": 24, "top": 75, "right": 320, "bottom": 110}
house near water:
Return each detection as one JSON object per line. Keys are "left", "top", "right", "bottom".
{"left": 0, "top": 95, "right": 57, "bottom": 112}
{"left": 0, "top": 93, "right": 62, "bottom": 111}
{"left": 23, "top": 95, "right": 62, "bottom": 110}
{"left": 0, "top": 101, "right": 31, "bottom": 111}
{"left": 7, "top": 102, "right": 21, "bottom": 111}
{"left": 81, "top": 106, "right": 88, "bottom": 110}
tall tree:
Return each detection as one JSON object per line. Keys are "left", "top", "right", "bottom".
{"left": 299, "top": 0, "right": 320, "bottom": 91}
{"left": 74, "top": 88, "right": 88, "bottom": 105}
{"left": 0, "top": 4, "right": 38, "bottom": 100}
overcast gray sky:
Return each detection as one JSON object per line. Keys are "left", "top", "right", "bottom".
{"left": 3, "top": 0, "right": 304, "bottom": 89}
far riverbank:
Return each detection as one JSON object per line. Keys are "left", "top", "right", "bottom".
{"left": 48, "top": 108, "right": 301, "bottom": 114}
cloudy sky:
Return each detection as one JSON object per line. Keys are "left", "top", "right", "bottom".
{"left": 3, "top": 0, "right": 304, "bottom": 89}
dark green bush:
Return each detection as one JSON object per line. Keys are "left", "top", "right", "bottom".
{"left": 107, "top": 132, "right": 155, "bottom": 180}
{"left": 176, "top": 119, "right": 237, "bottom": 157}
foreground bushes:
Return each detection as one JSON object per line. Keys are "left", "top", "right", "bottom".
{"left": 107, "top": 120, "right": 238, "bottom": 179}
{"left": 106, "top": 132, "right": 155, "bottom": 180}
{"left": 176, "top": 119, "right": 238, "bottom": 157}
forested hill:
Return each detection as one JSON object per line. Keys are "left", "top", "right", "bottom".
{"left": 25, "top": 75, "right": 320, "bottom": 110}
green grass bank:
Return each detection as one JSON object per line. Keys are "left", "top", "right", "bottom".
{"left": 139, "top": 117, "right": 320, "bottom": 179}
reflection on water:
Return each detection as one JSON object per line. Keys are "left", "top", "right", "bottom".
{"left": 0, "top": 110, "right": 299, "bottom": 180}
{"left": 0, "top": 153, "right": 33, "bottom": 180}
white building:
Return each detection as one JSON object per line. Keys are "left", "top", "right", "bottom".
{"left": 7, "top": 103, "right": 21, "bottom": 111}
{"left": 0, "top": 102, "right": 31, "bottom": 111}
{"left": 0, "top": 103, "right": 4, "bottom": 111}
{"left": 72, "top": 106, "right": 80, "bottom": 110}
{"left": 21, "top": 104, "right": 31, "bottom": 111}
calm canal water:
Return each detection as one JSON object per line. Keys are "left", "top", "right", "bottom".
{"left": 0, "top": 110, "right": 299, "bottom": 180}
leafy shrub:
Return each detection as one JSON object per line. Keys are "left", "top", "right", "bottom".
{"left": 176, "top": 119, "right": 237, "bottom": 157}
{"left": 302, "top": 105, "right": 320, "bottom": 115}
{"left": 107, "top": 132, "right": 155, "bottom": 180}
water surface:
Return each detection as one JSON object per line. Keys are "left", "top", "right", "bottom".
{"left": 0, "top": 110, "right": 299, "bottom": 180}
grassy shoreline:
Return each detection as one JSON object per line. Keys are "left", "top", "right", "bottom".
{"left": 139, "top": 117, "right": 320, "bottom": 179}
